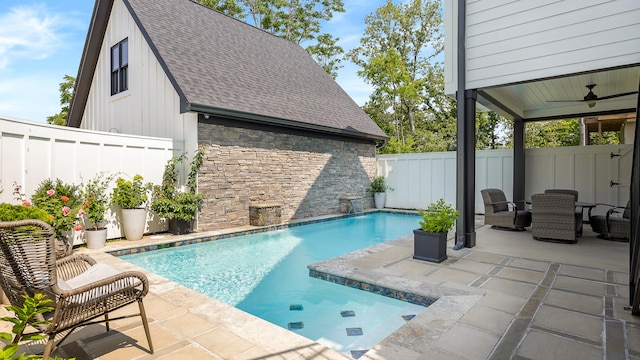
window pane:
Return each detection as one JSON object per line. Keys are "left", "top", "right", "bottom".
{"left": 121, "top": 39, "right": 128, "bottom": 66}
{"left": 111, "top": 46, "right": 120, "bottom": 71}
{"left": 121, "top": 66, "right": 128, "bottom": 91}
{"left": 111, "top": 71, "right": 119, "bottom": 95}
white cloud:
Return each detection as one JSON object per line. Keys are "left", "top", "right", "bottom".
{"left": 0, "top": 5, "right": 64, "bottom": 70}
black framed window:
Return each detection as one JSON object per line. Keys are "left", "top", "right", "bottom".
{"left": 111, "top": 38, "right": 128, "bottom": 95}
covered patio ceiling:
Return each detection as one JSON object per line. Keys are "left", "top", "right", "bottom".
{"left": 476, "top": 65, "right": 640, "bottom": 121}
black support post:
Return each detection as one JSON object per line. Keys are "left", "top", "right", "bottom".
{"left": 513, "top": 120, "right": 526, "bottom": 209}
{"left": 455, "top": 89, "right": 477, "bottom": 249}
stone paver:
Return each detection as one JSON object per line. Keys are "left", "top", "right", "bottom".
{"left": 532, "top": 305, "right": 603, "bottom": 342}
{"left": 516, "top": 329, "right": 602, "bottom": 360}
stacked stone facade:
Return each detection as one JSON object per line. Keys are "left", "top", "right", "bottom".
{"left": 197, "top": 122, "right": 377, "bottom": 231}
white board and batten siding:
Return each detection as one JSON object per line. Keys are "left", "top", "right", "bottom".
{"left": 377, "top": 144, "right": 632, "bottom": 213}
{"left": 81, "top": 0, "right": 198, "bottom": 154}
{"left": 445, "top": 0, "right": 640, "bottom": 93}
{"left": 0, "top": 116, "right": 179, "bottom": 241}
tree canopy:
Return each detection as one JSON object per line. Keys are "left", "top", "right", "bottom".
{"left": 46, "top": 74, "right": 75, "bottom": 126}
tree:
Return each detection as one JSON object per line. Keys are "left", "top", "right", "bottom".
{"left": 46, "top": 75, "right": 75, "bottom": 126}
{"left": 305, "top": 33, "right": 343, "bottom": 79}
{"left": 198, "top": 0, "right": 246, "bottom": 18}
{"left": 347, "top": 0, "right": 449, "bottom": 153}
{"left": 525, "top": 119, "right": 581, "bottom": 148}
{"left": 476, "top": 112, "right": 509, "bottom": 150}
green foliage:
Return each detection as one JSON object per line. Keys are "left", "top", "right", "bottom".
{"left": 366, "top": 176, "right": 389, "bottom": 193}
{"left": 525, "top": 119, "right": 581, "bottom": 148}
{"left": 197, "top": 0, "right": 246, "bottom": 18}
{"left": 348, "top": 0, "right": 452, "bottom": 154}
{"left": 111, "top": 175, "right": 151, "bottom": 209}
{"left": 46, "top": 75, "right": 75, "bottom": 126}
{"left": 305, "top": 33, "right": 344, "bottom": 79}
{"left": 0, "top": 204, "right": 52, "bottom": 224}
{"left": 0, "top": 294, "right": 70, "bottom": 360}
{"left": 31, "top": 179, "right": 82, "bottom": 238}
{"left": 151, "top": 147, "right": 204, "bottom": 222}
{"left": 418, "top": 198, "right": 458, "bottom": 233}
{"left": 476, "top": 112, "right": 510, "bottom": 150}
{"left": 80, "top": 173, "right": 114, "bottom": 230}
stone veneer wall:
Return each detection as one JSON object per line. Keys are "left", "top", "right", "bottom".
{"left": 197, "top": 122, "right": 377, "bottom": 231}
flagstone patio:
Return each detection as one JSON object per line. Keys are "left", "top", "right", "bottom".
{"left": 3, "top": 213, "right": 638, "bottom": 359}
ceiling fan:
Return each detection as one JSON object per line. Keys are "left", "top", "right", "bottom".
{"left": 549, "top": 84, "right": 638, "bottom": 108}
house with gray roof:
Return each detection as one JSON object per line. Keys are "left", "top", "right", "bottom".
{"left": 68, "top": 0, "right": 387, "bottom": 231}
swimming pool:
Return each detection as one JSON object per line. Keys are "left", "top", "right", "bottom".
{"left": 120, "top": 212, "right": 426, "bottom": 357}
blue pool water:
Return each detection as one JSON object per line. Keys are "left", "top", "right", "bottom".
{"left": 121, "top": 212, "right": 426, "bottom": 356}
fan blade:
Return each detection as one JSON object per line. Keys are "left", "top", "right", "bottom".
{"left": 596, "top": 91, "right": 638, "bottom": 101}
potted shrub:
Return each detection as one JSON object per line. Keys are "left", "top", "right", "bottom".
{"left": 413, "top": 198, "right": 459, "bottom": 263}
{"left": 80, "top": 172, "right": 114, "bottom": 249}
{"left": 151, "top": 147, "right": 204, "bottom": 234}
{"left": 111, "top": 174, "right": 151, "bottom": 240}
{"left": 31, "top": 179, "right": 84, "bottom": 257}
{"left": 367, "top": 175, "right": 390, "bottom": 209}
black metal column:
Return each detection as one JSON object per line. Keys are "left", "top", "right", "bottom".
{"left": 513, "top": 120, "right": 526, "bottom": 209}
{"left": 630, "top": 80, "right": 640, "bottom": 315}
{"left": 455, "top": 89, "right": 477, "bottom": 249}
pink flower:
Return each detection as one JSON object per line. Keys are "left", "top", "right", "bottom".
{"left": 77, "top": 209, "right": 85, "bottom": 217}
{"left": 73, "top": 224, "right": 83, "bottom": 231}
{"left": 46, "top": 189, "right": 55, "bottom": 197}
{"left": 61, "top": 206, "right": 71, "bottom": 216}
{"left": 21, "top": 200, "right": 31, "bottom": 207}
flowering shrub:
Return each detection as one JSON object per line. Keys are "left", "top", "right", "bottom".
{"left": 81, "top": 172, "right": 114, "bottom": 230}
{"left": 31, "top": 179, "right": 83, "bottom": 238}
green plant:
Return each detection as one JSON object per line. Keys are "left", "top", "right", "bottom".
{"left": 111, "top": 175, "right": 151, "bottom": 209}
{"left": 418, "top": 198, "right": 459, "bottom": 233}
{"left": 0, "top": 293, "right": 70, "bottom": 360}
{"left": 0, "top": 204, "right": 52, "bottom": 224}
{"left": 151, "top": 147, "right": 204, "bottom": 222}
{"left": 80, "top": 172, "right": 114, "bottom": 230}
{"left": 367, "top": 175, "right": 390, "bottom": 193}
{"left": 30, "top": 179, "right": 83, "bottom": 238}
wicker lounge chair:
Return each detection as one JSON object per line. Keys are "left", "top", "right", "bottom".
{"left": 544, "top": 189, "right": 584, "bottom": 235}
{"left": 480, "top": 189, "right": 532, "bottom": 230}
{"left": 589, "top": 201, "right": 630, "bottom": 241}
{"left": 531, "top": 193, "right": 580, "bottom": 243}
{"left": 0, "top": 219, "right": 153, "bottom": 359}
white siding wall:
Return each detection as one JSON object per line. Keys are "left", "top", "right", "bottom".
{"left": 377, "top": 144, "right": 632, "bottom": 212}
{"left": 81, "top": 0, "right": 197, "bottom": 155}
{"left": 445, "top": 0, "right": 640, "bottom": 93}
{"left": 0, "top": 116, "right": 179, "bottom": 241}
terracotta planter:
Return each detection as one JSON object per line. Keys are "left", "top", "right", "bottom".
{"left": 85, "top": 228, "right": 107, "bottom": 249}
{"left": 169, "top": 218, "right": 193, "bottom": 235}
{"left": 413, "top": 229, "right": 448, "bottom": 263}
{"left": 121, "top": 208, "right": 146, "bottom": 240}
{"left": 373, "top": 192, "right": 386, "bottom": 209}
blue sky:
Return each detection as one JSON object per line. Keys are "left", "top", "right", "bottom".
{"left": 0, "top": 1, "right": 388, "bottom": 124}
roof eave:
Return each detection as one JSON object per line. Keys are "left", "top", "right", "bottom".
{"left": 67, "top": 0, "right": 115, "bottom": 128}
{"left": 189, "top": 103, "right": 389, "bottom": 142}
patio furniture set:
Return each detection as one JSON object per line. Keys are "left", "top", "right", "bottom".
{"left": 481, "top": 188, "right": 630, "bottom": 243}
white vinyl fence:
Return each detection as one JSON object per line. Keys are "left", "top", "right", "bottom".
{"left": 377, "top": 144, "right": 632, "bottom": 213}
{"left": 0, "top": 116, "right": 182, "bottom": 241}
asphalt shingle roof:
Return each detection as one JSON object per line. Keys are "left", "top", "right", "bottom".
{"left": 118, "top": 0, "right": 387, "bottom": 140}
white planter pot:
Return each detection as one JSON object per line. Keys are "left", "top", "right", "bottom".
{"left": 85, "top": 228, "right": 107, "bottom": 249}
{"left": 374, "top": 192, "right": 386, "bottom": 209}
{"left": 121, "top": 208, "right": 147, "bottom": 240}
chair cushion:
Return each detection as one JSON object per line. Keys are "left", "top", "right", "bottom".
{"left": 58, "top": 263, "right": 123, "bottom": 291}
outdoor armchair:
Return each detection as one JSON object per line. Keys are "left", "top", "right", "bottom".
{"left": 480, "top": 188, "right": 532, "bottom": 230}
{"left": 589, "top": 201, "right": 630, "bottom": 241}
{"left": 531, "top": 193, "right": 580, "bottom": 243}
{"left": 0, "top": 219, "right": 153, "bottom": 360}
